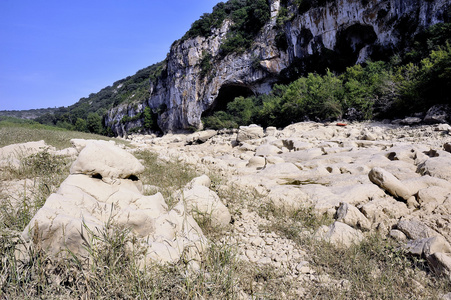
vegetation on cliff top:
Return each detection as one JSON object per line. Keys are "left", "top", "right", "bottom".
{"left": 182, "top": 0, "right": 270, "bottom": 55}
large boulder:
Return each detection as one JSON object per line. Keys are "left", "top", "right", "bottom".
{"left": 405, "top": 236, "right": 451, "bottom": 257}
{"left": 315, "top": 221, "right": 364, "bottom": 248}
{"left": 368, "top": 167, "right": 412, "bottom": 200}
{"left": 397, "top": 219, "right": 439, "bottom": 240}
{"left": 236, "top": 125, "right": 264, "bottom": 142}
{"left": 335, "top": 202, "right": 371, "bottom": 231}
{"left": 174, "top": 175, "right": 231, "bottom": 227}
{"left": 186, "top": 130, "right": 217, "bottom": 144}
{"left": 70, "top": 140, "right": 145, "bottom": 181}
{"left": 20, "top": 140, "right": 206, "bottom": 265}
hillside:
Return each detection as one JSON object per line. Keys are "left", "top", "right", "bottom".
{"left": 0, "top": 107, "right": 58, "bottom": 120}
{"left": 17, "top": 0, "right": 451, "bottom": 136}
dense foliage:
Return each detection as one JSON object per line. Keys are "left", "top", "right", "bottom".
{"left": 203, "top": 22, "right": 451, "bottom": 129}
{"left": 34, "top": 61, "right": 166, "bottom": 135}
{"left": 182, "top": 0, "right": 270, "bottom": 56}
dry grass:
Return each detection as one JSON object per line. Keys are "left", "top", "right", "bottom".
{"left": 261, "top": 206, "right": 451, "bottom": 299}
{"left": 133, "top": 149, "right": 199, "bottom": 208}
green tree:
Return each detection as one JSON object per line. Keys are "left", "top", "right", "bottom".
{"left": 75, "top": 118, "right": 88, "bottom": 132}
{"left": 87, "top": 112, "right": 103, "bottom": 134}
{"left": 143, "top": 107, "right": 154, "bottom": 129}
{"left": 227, "top": 96, "right": 257, "bottom": 125}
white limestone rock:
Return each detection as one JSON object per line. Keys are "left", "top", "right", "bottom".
{"left": 175, "top": 176, "right": 231, "bottom": 227}
{"left": 70, "top": 140, "right": 145, "bottom": 181}
{"left": 315, "top": 221, "right": 364, "bottom": 248}
{"left": 335, "top": 202, "right": 371, "bottom": 231}
{"left": 186, "top": 130, "right": 217, "bottom": 144}
{"left": 417, "top": 157, "right": 451, "bottom": 182}
{"left": 266, "top": 186, "right": 309, "bottom": 212}
{"left": 246, "top": 156, "right": 266, "bottom": 169}
{"left": 236, "top": 125, "right": 264, "bottom": 142}
{"left": 20, "top": 141, "right": 206, "bottom": 266}
{"left": 255, "top": 144, "right": 282, "bottom": 157}
{"left": 368, "top": 167, "right": 412, "bottom": 200}
{"left": 0, "top": 140, "right": 51, "bottom": 169}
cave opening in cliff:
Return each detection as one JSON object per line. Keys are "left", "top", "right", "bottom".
{"left": 335, "top": 24, "right": 377, "bottom": 70}
{"left": 202, "top": 84, "right": 255, "bottom": 117}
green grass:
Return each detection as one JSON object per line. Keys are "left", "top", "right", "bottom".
{"left": 0, "top": 118, "right": 125, "bottom": 149}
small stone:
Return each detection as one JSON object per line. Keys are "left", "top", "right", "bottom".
{"left": 389, "top": 229, "right": 407, "bottom": 242}
{"left": 250, "top": 236, "right": 265, "bottom": 247}
{"left": 245, "top": 249, "right": 256, "bottom": 258}
{"left": 257, "top": 257, "right": 272, "bottom": 264}
{"left": 295, "top": 261, "right": 310, "bottom": 271}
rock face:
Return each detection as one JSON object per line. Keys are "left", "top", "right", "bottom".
{"left": 20, "top": 140, "right": 206, "bottom": 265}
{"left": 105, "top": 0, "right": 450, "bottom": 135}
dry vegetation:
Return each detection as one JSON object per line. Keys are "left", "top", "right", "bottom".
{"left": 1, "top": 124, "right": 450, "bottom": 299}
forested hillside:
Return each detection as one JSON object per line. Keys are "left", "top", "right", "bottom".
{"left": 32, "top": 61, "right": 165, "bottom": 135}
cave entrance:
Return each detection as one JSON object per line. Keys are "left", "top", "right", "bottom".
{"left": 202, "top": 84, "right": 255, "bottom": 117}
{"left": 335, "top": 24, "right": 377, "bottom": 70}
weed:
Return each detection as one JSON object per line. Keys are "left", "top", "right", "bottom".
{"left": 134, "top": 150, "right": 198, "bottom": 207}
{"left": 0, "top": 150, "right": 71, "bottom": 231}
{"left": 263, "top": 203, "right": 451, "bottom": 299}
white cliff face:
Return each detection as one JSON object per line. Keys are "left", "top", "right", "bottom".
{"left": 286, "top": 0, "right": 448, "bottom": 62}
{"left": 105, "top": 0, "right": 449, "bottom": 135}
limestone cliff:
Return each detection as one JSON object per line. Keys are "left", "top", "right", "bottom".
{"left": 105, "top": 0, "right": 450, "bottom": 135}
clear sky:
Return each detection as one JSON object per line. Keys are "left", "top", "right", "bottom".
{"left": 0, "top": 0, "right": 222, "bottom": 111}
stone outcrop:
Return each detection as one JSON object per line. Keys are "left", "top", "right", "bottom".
{"left": 19, "top": 140, "right": 206, "bottom": 265}
{"left": 105, "top": 0, "right": 450, "bottom": 135}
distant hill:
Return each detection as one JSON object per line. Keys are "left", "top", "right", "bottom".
{"left": 0, "top": 107, "right": 58, "bottom": 120}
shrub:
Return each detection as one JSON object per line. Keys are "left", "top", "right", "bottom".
{"left": 199, "top": 51, "right": 213, "bottom": 79}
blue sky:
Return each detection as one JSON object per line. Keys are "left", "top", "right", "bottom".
{"left": 0, "top": 0, "right": 222, "bottom": 111}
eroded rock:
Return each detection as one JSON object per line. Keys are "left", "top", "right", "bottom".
{"left": 20, "top": 140, "right": 206, "bottom": 265}
{"left": 174, "top": 175, "right": 231, "bottom": 227}
{"left": 369, "top": 167, "right": 412, "bottom": 200}
{"left": 315, "top": 221, "right": 364, "bottom": 248}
